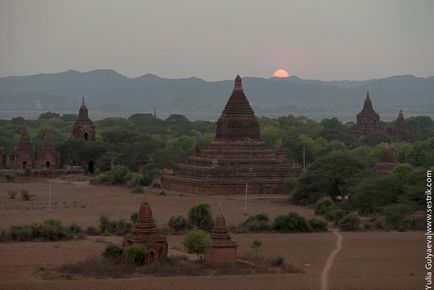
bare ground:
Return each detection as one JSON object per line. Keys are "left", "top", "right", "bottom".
{"left": 0, "top": 178, "right": 425, "bottom": 290}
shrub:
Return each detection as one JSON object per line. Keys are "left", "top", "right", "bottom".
{"left": 23, "top": 166, "right": 32, "bottom": 176}
{"left": 168, "top": 215, "right": 188, "bottom": 232}
{"left": 0, "top": 229, "right": 6, "bottom": 242}
{"left": 7, "top": 190, "right": 17, "bottom": 199}
{"left": 383, "top": 204, "right": 415, "bottom": 230}
{"left": 251, "top": 239, "right": 263, "bottom": 256}
{"left": 273, "top": 212, "right": 309, "bottom": 233}
{"left": 20, "top": 190, "right": 31, "bottom": 201}
{"left": 188, "top": 203, "right": 213, "bottom": 231}
{"left": 142, "top": 173, "right": 153, "bottom": 186}
{"left": 10, "top": 224, "right": 32, "bottom": 241}
{"left": 184, "top": 229, "right": 211, "bottom": 260}
{"left": 85, "top": 225, "right": 99, "bottom": 235}
{"left": 240, "top": 213, "right": 270, "bottom": 232}
{"left": 307, "top": 218, "right": 328, "bottom": 232}
{"left": 99, "top": 216, "right": 109, "bottom": 233}
{"left": 5, "top": 171, "right": 16, "bottom": 182}
{"left": 68, "top": 222, "right": 82, "bottom": 234}
{"left": 339, "top": 213, "right": 361, "bottom": 231}
{"left": 158, "top": 191, "right": 167, "bottom": 196}
{"left": 130, "top": 212, "right": 139, "bottom": 222}
{"left": 363, "top": 222, "right": 373, "bottom": 231}
{"left": 125, "top": 244, "right": 147, "bottom": 264}
{"left": 130, "top": 185, "right": 144, "bottom": 194}
{"left": 126, "top": 172, "right": 144, "bottom": 188}
{"left": 314, "top": 196, "right": 337, "bottom": 215}
{"left": 272, "top": 256, "right": 285, "bottom": 267}
{"left": 103, "top": 244, "right": 123, "bottom": 259}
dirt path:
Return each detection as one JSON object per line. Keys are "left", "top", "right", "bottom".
{"left": 320, "top": 229, "right": 343, "bottom": 290}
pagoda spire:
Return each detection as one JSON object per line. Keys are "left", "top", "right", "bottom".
{"left": 362, "top": 90, "right": 374, "bottom": 112}
{"left": 78, "top": 96, "right": 89, "bottom": 118}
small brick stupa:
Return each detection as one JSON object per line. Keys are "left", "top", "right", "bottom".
{"left": 123, "top": 196, "right": 168, "bottom": 263}
{"left": 38, "top": 130, "right": 58, "bottom": 169}
{"left": 375, "top": 146, "right": 398, "bottom": 175}
{"left": 72, "top": 97, "right": 96, "bottom": 141}
{"left": 161, "top": 75, "right": 301, "bottom": 194}
{"left": 390, "top": 110, "right": 413, "bottom": 142}
{"left": 12, "top": 127, "right": 34, "bottom": 169}
{"left": 349, "top": 91, "right": 385, "bottom": 137}
{"left": 205, "top": 213, "right": 237, "bottom": 264}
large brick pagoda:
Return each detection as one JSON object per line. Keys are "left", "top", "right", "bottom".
{"left": 161, "top": 75, "right": 301, "bottom": 195}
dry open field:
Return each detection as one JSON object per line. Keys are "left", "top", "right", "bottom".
{"left": 0, "top": 178, "right": 425, "bottom": 290}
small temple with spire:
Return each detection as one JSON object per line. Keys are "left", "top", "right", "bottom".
{"left": 349, "top": 90, "right": 386, "bottom": 137}
{"left": 72, "top": 97, "right": 96, "bottom": 141}
{"left": 161, "top": 75, "right": 302, "bottom": 195}
{"left": 205, "top": 212, "right": 238, "bottom": 264}
{"left": 375, "top": 146, "right": 398, "bottom": 175}
{"left": 123, "top": 196, "right": 168, "bottom": 263}
{"left": 388, "top": 110, "right": 413, "bottom": 142}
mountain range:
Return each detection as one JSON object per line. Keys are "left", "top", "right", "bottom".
{"left": 0, "top": 69, "right": 433, "bottom": 121}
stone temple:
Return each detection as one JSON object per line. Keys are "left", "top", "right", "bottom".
{"left": 123, "top": 196, "right": 168, "bottom": 264}
{"left": 389, "top": 110, "right": 413, "bottom": 142}
{"left": 375, "top": 146, "right": 398, "bottom": 175}
{"left": 161, "top": 75, "right": 301, "bottom": 195}
{"left": 72, "top": 97, "right": 96, "bottom": 141}
{"left": 349, "top": 91, "right": 386, "bottom": 137}
{"left": 205, "top": 213, "right": 238, "bottom": 264}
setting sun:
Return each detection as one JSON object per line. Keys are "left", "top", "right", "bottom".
{"left": 272, "top": 69, "right": 289, "bottom": 78}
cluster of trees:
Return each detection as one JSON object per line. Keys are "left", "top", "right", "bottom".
{"left": 1, "top": 112, "right": 433, "bottom": 225}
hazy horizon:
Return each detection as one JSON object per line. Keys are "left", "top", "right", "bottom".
{"left": 1, "top": 0, "right": 434, "bottom": 81}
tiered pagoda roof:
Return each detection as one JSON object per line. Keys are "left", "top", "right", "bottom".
{"left": 161, "top": 75, "right": 301, "bottom": 195}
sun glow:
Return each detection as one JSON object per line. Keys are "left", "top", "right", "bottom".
{"left": 273, "top": 69, "right": 289, "bottom": 78}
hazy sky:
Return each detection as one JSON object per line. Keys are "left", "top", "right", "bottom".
{"left": 1, "top": 0, "right": 433, "bottom": 80}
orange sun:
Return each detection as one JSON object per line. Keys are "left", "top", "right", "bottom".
{"left": 273, "top": 69, "right": 289, "bottom": 78}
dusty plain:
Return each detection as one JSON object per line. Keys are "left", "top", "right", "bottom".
{"left": 0, "top": 178, "right": 425, "bottom": 290}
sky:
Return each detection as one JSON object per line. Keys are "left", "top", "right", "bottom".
{"left": 0, "top": 0, "right": 433, "bottom": 81}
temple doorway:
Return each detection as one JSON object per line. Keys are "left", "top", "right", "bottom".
{"left": 22, "top": 161, "right": 27, "bottom": 169}
{"left": 84, "top": 132, "right": 88, "bottom": 141}
{"left": 46, "top": 161, "right": 50, "bottom": 168}
{"left": 88, "top": 160, "right": 95, "bottom": 174}
{"left": 149, "top": 251, "right": 155, "bottom": 263}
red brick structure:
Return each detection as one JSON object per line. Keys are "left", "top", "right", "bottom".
{"left": 205, "top": 213, "right": 237, "bottom": 264}
{"left": 72, "top": 97, "right": 96, "bottom": 141}
{"left": 123, "top": 196, "right": 168, "bottom": 263}
{"left": 389, "top": 110, "right": 413, "bottom": 142}
{"left": 38, "top": 130, "right": 59, "bottom": 169}
{"left": 11, "top": 127, "right": 35, "bottom": 170}
{"left": 161, "top": 75, "right": 301, "bottom": 195}
{"left": 349, "top": 91, "right": 386, "bottom": 137}
{"left": 375, "top": 146, "right": 398, "bottom": 175}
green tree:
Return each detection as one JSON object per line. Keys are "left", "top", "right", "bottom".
{"left": 188, "top": 203, "right": 213, "bottom": 231}
{"left": 183, "top": 229, "right": 211, "bottom": 261}
{"left": 251, "top": 239, "right": 263, "bottom": 257}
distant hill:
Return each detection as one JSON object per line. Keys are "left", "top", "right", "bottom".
{"left": 0, "top": 69, "right": 433, "bottom": 121}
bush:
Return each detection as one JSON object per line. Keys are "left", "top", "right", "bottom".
{"left": 9, "top": 219, "right": 72, "bottom": 241}
{"left": 383, "top": 204, "right": 415, "bottom": 230}
{"left": 85, "top": 225, "right": 99, "bottom": 235}
{"left": 130, "top": 212, "right": 139, "bottom": 222}
{"left": 168, "top": 215, "right": 188, "bottom": 232}
{"left": 5, "top": 171, "right": 16, "bottom": 182}
{"left": 314, "top": 196, "right": 337, "bottom": 215}
{"left": 9, "top": 224, "right": 32, "bottom": 241}
{"left": 126, "top": 172, "right": 144, "bottom": 188}
{"left": 20, "top": 190, "right": 31, "bottom": 201}
{"left": 184, "top": 229, "right": 211, "bottom": 260}
{"left": 307, "top": 218, "right": 328, "bottom": 232}
{"left": 158, "top": 191, "right": 167, "bottom": 196}
{"left": 240, "top": 213, "right": 270, "bottom": 232}
{"left": 142, "top": 173, "right": 153, "bottom": 186}
{"left": 68, "top": 222, "right": 82, "bottom": 234}
{"left": 99, "top": 216, "right": 110, "bottom": 233}
{"left": 188, "top": 203, "right": 213, "bottom": 231}
{"left": 251, "top": 239, "right": 263, "bottom": 256}
{"left": 7, "top": 190, "right": 17, "bottom": 199}
{"left": 363, "top": 222, "right": 373, "bottom": 231}
{"left": 103, "top": 244, "right": 123, "bottom": 259}
{"left": 271, "top": 256, "right": 285, "bottom": 267}
{"left": 125, "top": 244, "right": 147, "bottom": 264}
{"left": 23, "top": 166, "right": 32, "bottom": 176}
{"left": 273, "top": 212, "right": 309, "bottom": 233}
{"left": 339, "top": 213, "right": 361, "bottom": 231}
{"left": 130, "top": 185, "right": 144, "bottom": 194}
